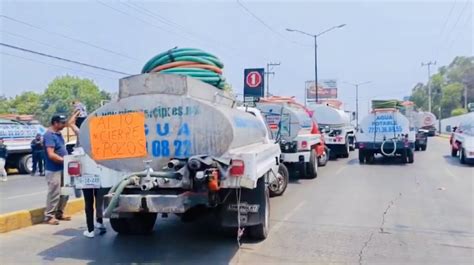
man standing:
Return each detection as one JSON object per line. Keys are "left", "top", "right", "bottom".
{"left": 43, "top": 115, "right": 71, "bottom": 225}
{"left": 0, "top": 138, "right": 7, "bottom": 182}
{"left": 31, "top": 133, "right": 45, "bottom": 176}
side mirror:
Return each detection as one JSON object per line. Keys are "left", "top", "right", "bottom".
{"left": 322, "top": 126, "right": 330, "bottom": 133}
{"left": 452, "top": 126, "right": 458, "bottom": 132}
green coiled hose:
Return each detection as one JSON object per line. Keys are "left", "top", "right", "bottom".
{"left": 141, "top": 47, "right": 229, "bottom": 90}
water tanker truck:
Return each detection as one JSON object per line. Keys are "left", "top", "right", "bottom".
{"left": 62, "top": 49, "right": 282, "bottom": 240}
{"left": 356, "top": 100, "right": 416, "bottom": 164}
{"left": 307, "top": 103, "right": 356, "bottom": 159}
{"left": 256, "top": 97, "right": 322, "bottom": 179}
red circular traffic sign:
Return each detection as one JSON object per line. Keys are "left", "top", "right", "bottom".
{"left": 246, "top": 71, "right": 262, "bottom": 88}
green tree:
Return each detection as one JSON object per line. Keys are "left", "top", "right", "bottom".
{"left": 440, "top": 83, "right": 463, "bottom": 117}
{"left": 40, "top": 75, "right": 110, "bottom": 124}
{"left": 9, "top": 91, "right": 42, "bottom": 115}
{"left": 0, "top": 95, "right": 11, "bottom": 114}
{"left": 451, "top": 108, "right": 467, "bottom": 116}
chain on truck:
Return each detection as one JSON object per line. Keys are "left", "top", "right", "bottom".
{"left": 62, "top": 48, "right": 282, "bottom": 240}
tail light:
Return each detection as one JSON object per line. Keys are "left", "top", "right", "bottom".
{"left": 335, "top": 136, "right": 343, "bottom": 142}
{"left": 301, "top": 141, "right": 308, "bottom": 149}
{"left": 359, "top": 143, "right": 365, "bottom": 149}
{"left": 230, "top": 159, "right": 245, "bottom": 176}
{"left": 68, "top": 161, "right": 81, "bottom": 176}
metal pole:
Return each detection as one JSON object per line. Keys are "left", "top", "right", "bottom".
{"left": 356, "top": 84, "right": 359, "bottom": 127}
{"left": 314, "top": 35, "right": 319, "bottom": 103}
{"left": 427, "top": 65, "right": 432, "bottom": 113}
{"left": 266, "top": 63, "right": 270, "bottom": 97}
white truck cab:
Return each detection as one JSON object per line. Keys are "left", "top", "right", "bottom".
{"left": 450, "top": 116, "right": 474, "bottom": 164}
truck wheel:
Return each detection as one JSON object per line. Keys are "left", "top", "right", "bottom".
{"left": 407, "top": 149, "right": 414, "bottom": 164}
{"left": 247, "top": 177, "right": 270, "bottom": 240}
{"left": 358, "top": 150, "right": 365, "bottom": 164}
{"left": 341, "top": 137, "right": 350, "bottom": 158}
{"left": 366, "top": 153, "right": 375, "bottom": 164}
{"left": 460, "top": 148, "right": 466, "bottom": 164}
{"left": 18, "top": 154, "right": 33, "bottom": 174}
{"left": 318, "top": 149, "right": 328, "bottom": 167}
{"left": 269, "top": 164, "right": 289, "bottom": 197}
{"left": 421, "top": 145, "right": 427, "bottom": 151}
{"left": 451, "top": 147, "right": 458, "bottom": 157}
{"left": 304, "top": 150, "right": 318, "bottom": 179}
{"left": 349, "top": 136, "right": 356, "bottom": 151}
{"left": 110, "top": 213, "right": 157, "bottom": 235}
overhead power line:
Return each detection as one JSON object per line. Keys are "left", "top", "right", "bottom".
{"left": 0, "top": 14, "right": 137, "bottom": 61}
{"left": 442, "top": 1, "right": 471, "bottom": 46}
{"left": 1, "top": 51, "right": 116, "bottom": 80}
{"left": 447, "top": 11, "right": 472, "bottom": 50}
{"left": 236, "top": 0, "right": 309, "bottom": 47}
{"left": 438, "top": 0, "right": 458, "bottom": 39}
{"left": 0, "top": 43, "right": 132, "bottom": 75}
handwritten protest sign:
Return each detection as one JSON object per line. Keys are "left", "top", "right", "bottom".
{"left": 89, "top": 112, "right": 147, "bottom": 160}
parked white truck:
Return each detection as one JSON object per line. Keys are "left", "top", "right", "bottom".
{"left": 450, "top": 113, "right": 474, "bottom": 164}
{"left": 356, "top": 106, "right": 416, "bottom": 164}
{"left": 256, "top": 99, "right": 321, "bottom": 179}
{"left": 0, "top": 118, "right": 45, "bottom": 174}
{"left": 307, "top": 103, "right": 355, "bottom": 159}
{"left": 63, "top": 73, "right": 282, "bottom": 240}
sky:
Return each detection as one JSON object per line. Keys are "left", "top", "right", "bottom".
{"left": 0, "top": 0, "right": 472, "bottom": 115}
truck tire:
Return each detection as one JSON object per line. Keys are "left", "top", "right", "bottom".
{"left": 341, "top": 137, "right": 350, "bottom": 158}
{"left": 421, "top": 145, "right": 427, "bottom": 151}
{"left": 349, "top": 136, "right": 356, "bottom": 151}
{"left": 304, "top": 150, "right": 318, "bottom": 179}
{"left": 110, "top": 213, "right": 157, "bottom": 235}
{"left": 18, "top": 154, "right": 33, "bottom": 174}
{"left": 366, "top": 153, "right": 375, "bottom": 164}
{"left": 269, "top": 164, "right": 289, "bottom": 197}
{"left": 318, "top": 149, "right": 329, "bottom": 167}
{"left": 358, "top": 149, "right": 365, "bottom": 164}
{"left": 451, "top": 147, "right": 458, "bottom": 157}
{"left": 460, "top": 148, "right": 466, "bottom": 164}
{"left": 247, "top": 177, "right": 270, "bottom": 240}
{"left": 407, "top": 149, "right": 414, "bottom": 164}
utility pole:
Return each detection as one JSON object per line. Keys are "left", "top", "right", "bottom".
{"left": 314, "top": 35, "right": 318, "bottom": 102}
{"left": 345, "top": 81, "right": 371, "bottom": 128}
{"left": 421, "top": 61, "right": 436, "bottom": 112}
{"left": 265, "top": 62, "right": 280, "bottom": 97}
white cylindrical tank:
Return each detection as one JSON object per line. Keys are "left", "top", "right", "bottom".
{"left": 357, "top": 111, "right": 414, "bottom": 143}
{"left": 416, "top": 111, "right": 436, "bottom": 128}
{"left": 256, "top": 102, "right": 313, "bottom": 141}
{"left": 78, "top": 73, "right": 267, "bottom": 172}
{"left": 307, "top": 104, "right": 350, "bottom": 126}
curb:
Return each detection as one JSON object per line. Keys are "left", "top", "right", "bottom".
{"left": 0, "top": 198, "right": 84, "bottom": 233}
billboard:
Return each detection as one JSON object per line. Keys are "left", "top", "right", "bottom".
{"left": 305, "top": 79, "right": 338, "bottom": 103}
{"left": 243, "top": 68, "right": 265, "bottom": 102}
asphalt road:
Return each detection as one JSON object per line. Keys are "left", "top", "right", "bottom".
{"left": 0, "top": 174, "right": 49, "bottom": 214}
{"left": 0, "top": 137, "right": 472, "bottom": 264}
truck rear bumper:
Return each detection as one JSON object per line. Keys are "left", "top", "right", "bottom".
{"left": 281, "top": 151, "right": 310, "bottom": 163}
{"left": 104, "top": 192, "right": 208, "bottom": 215}
{"left": 356, "top": 141, "right": 415, "bottom": 151}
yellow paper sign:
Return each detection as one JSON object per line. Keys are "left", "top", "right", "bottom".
{"left": 89, "top": 112, "right": 147, "bottom": 160}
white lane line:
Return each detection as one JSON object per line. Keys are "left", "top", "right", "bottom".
{"left": 6, "top": 191, "right": 46, "bottom": 200}
{"left": 335, "top": 165, "right": 348, "bottom": 176}
{"left": 271, "top": 201, "right": 306, "bottom": 232}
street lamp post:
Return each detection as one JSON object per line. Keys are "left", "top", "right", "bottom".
{"left": 286, "top": 24, "right": 346, "bottom": 103}
{"left": 345, "top": 81, "right": 371, "bottom": 128}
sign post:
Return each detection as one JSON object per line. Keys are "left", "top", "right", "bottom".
{"left": 243, "top": 68, "right": 265, "bottom": 103}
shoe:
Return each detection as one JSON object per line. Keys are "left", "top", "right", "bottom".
{"left": 44, "top": 217, "right": 59, "bottom": 225}
{"left": 83, "top": 230, "right": 95, "bottom": 238}
{"left": 56, "top": 215, "right": 72, "bottom": 221}
{"left": 95, "top": 223, "right": 107, "bottom": 235}
{"left": 95, "top": 223, "right": 106, "bottom": 229}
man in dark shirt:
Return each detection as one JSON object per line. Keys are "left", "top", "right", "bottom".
{"left": 31, "top": 133, "right": 45, "bottom": 176}
{"left": 0, "top": 138, "right": 7, "bottom": 181}
{"left": 43, "top": 115, "right": 71, "bottom": 225}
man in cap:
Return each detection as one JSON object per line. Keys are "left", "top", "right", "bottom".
{"left": 43, "top": 114, "right": 71, "bottom": 225}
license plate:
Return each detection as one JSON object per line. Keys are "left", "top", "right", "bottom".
{"left": 75, "top": 174, "right": 101, "bottom": 189}
{"left": 228, "top": 203, "right": 259, "bottom": 214}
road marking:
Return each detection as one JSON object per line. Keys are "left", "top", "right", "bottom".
{"left": 6, "top": 191, "right": 46, "bottom": 200}
{"left": 271, "top": 201, "right": 306, "bottom": 232}
{"left": 335, "top": 165, "right": 348, "bottom": 176}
